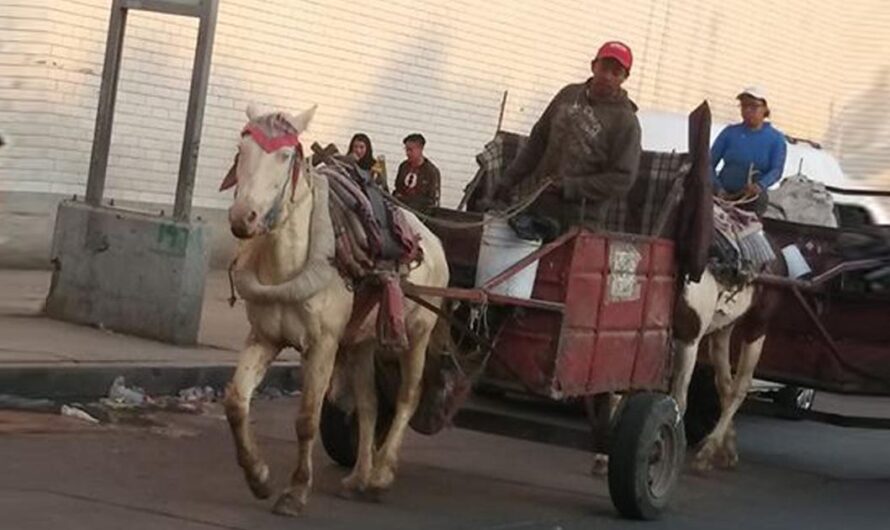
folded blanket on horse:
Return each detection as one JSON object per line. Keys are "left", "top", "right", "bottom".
{"left": 710, "top": 198, "right": 776, "bottom": 284}
{"left": 319, "top": 156, "right": 422, "bottom": 270}
{"left": 317, "top": 155, "right": 423, "bottom": 350}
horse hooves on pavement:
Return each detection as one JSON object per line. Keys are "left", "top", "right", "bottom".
{"left": 691, "top": 454, "right": 715, "bottom": 474}
{"left": 271, "top": 493, "right": 304, "bottom": 517}
{"left": 245, "top": 465, "right": 272, "bottom": 499}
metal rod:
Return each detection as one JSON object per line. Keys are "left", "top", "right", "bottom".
{"left": 403, "top": 283, "right": 565, "bottom": 312}
{"left": 824, "top": 185, "right": 890, "bottom": 197}
{"left": 173, "top": 0, "right": 219, "bottom": 221}
{"left": 496, "top": 90, "right": 508, "bottom": 133}
{"left": 85, "top": 0, "right": 127, "bottom": 206}
{"left": 790, "top": 286, "right": 843, "bottom": 359}
{"left": 755, "top": 258, "right": 890, "bottom": 290}
{"left": 404, "top": 293, "right": 493, "bottom": 351}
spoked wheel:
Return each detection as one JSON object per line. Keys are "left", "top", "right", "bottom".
{"left": 319, "top": 398, "right": 393, "bottom": 468}
{"left": 608, "top": 392, "right": 685, "bottom": 520}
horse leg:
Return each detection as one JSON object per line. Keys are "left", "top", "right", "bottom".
{"left": 695, "top": 336, "right": 765, "bottom": 471}
{"left": 224, "top": 339, "right": 280, "bottom": 499}
{"left": 710, "top": 325, "right": 740, "bottom": 468}
{"left": 671, "top": 335, "right": 704, "bottom": 416}
{"left": 693, "top": 325, "right": 735, "bottom": 471}
{"left": 368, "top": 320, "right": 434, "bottom": 491}
{"left": 708, "top": 326, "right": 735, "bottom": 411}
{"left": 272, "top": 333, "right": 339, "bottom": 516}
{"left": 341, "top": 342, "right": 378, "bottom": 495}
{"left": 587, "top": 393, "right": 620, "bottom": 476}
{"left": 671, "top": 276, "right": 719, "bottom": 415}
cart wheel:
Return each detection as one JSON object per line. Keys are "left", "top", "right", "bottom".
{"left": 320, "top": 399, "right": 358, "bottom": 468}
{"left": 684, "top": 364, "right": 720, "bottom": 446}
{"left": 320, "top": 398, "right": 394, "bottom": 468}
{"left": 608, "top": 392, "right": 685, "bottom": 520}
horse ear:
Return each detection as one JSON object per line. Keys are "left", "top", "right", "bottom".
{"left": 283, "top": 104, "right": 317, "bottom": 133}
{"left": 246, "top": 103, "right": 262, "bottom": 121}
{"left": 219, "top": 156, "right": 238, "bottom": 191}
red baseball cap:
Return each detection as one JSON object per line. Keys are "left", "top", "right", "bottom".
{"left": 595, "top": 41, "right": 633, "bottom": 73}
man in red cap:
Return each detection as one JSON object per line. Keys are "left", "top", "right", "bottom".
{"left": 491, "top": 41, "right": 642, "bottom": 239}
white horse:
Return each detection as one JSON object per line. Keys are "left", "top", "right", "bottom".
{"left": 221, "top": 105, "right": 449, "bottom": 515}
{"left": 670, "top": 264, "right": 781, "bottom": 470}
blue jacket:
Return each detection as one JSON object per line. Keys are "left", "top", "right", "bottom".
{"left": 710, "top": 122, "right": 787, "bottom": 194}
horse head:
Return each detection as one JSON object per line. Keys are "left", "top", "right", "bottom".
{"left": 222, "top": 104, "right": 317, "bottom": 239}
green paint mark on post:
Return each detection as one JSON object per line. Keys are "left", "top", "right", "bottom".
{"left": 157, "top": 224, "right": 189, "bottom": 256}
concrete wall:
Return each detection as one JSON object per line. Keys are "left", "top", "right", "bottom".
{"left": 44, "top": 200, "right": 210, "bottom": 344}
{"left": 0, "top": 191, "right": 233, "bottom": 269}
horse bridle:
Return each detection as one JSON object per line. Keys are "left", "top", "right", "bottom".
{"left": 220, "top": 121, "right": 304, "bottom": 230}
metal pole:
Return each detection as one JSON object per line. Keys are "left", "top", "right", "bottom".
{"left": 173, "top": 0, "right": 218, "bottom": 221}
{"left": 85, "top": 0, "right": 128, "bottom": 206}
{"left": 496, "top": 90, "right": 508, "bottom": 133}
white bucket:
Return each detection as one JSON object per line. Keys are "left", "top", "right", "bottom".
{"left": 781, "top": 244, "right": 812, "bottom": 279}
{"left": 475, "top": 215, "right": 542, "bottom": 299}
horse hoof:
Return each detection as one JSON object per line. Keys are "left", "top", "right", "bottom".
{"left": 590, "top": 456, "right": 609, "bottom": 477}
{"left": 368, "top": 466, "right": 395, "bottom": 492}
{"left": 337, "top": 486, "right": 358, "bottom": 501}
{"left": 691, "top": 450, "right": 715, "bottom": 473}
{"left": 246, "top": 464, "right": 272, "bottom": 499}
{"left": 341, "top": 473, "right": 369, "bottom": 495}
{"left": 719, "top": 452, "right": 739, "bottom": 470}
{"left": 691, "top": 459, "right": 713, "bottom": 474}
{"left": 272, "top": 493, "right": 304, "bottom": 517}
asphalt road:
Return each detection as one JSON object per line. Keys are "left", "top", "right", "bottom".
{"left": 1, "top": 397, "right": 888, "bottom": 530}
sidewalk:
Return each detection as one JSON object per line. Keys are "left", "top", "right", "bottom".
{"left": 0, "top": 270, "right": 299, "bottom": 399}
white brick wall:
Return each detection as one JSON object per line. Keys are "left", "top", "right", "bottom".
{"left": 2, "top": 0, "right": 889, "bottom": 211}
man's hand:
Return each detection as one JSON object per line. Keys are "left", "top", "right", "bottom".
{"left": 744, "top": 182, "right": 761, "bottom": 197}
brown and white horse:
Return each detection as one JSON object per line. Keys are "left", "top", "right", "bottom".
{"left": 221, "top": 104, "right": 448, "bottom": 515}
{"left": 670, "top": 260, "right": 783, "bottom": 471}
{"left": 590, "top": 259, "right": 783, "bottom": 475}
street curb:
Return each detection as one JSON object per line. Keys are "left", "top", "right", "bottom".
{"left": 0, "top": 363, "right": 301, "bottom": 401}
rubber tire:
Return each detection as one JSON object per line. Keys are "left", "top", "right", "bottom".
{"left": 320, "top": 399, "right": 359, "bottom": 468}
{"left": 608, "top": 392, "right": 686, "bottom": 521}
{"left": 683, "top": 365, "right": 721, "bottom": 446}
{"left": 319, "top": 398, "right": 395, "bottom": 468}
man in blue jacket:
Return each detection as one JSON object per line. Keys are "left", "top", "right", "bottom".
{"left": 711, "top": 86, "right": 787, "bottom": 215}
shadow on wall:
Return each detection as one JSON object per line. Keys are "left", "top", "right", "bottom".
{"left": 822, "top": 66, "right": 890, "bottom": 185}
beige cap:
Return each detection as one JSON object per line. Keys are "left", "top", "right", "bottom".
{"left": 737, "top": 85, "right": 768, "bottom": 103}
